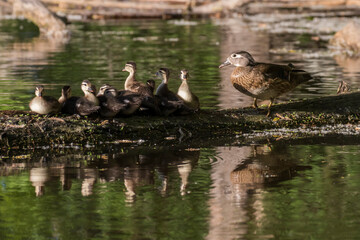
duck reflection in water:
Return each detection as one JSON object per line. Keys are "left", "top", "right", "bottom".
{"left": 23, "top": 149, "right": 199, "bottom": 200}
{"left": 30, "top": 167, "right": 50, "bottom": 197}
{"left": 207, "top": 144, "right": 311, "bottom": 240}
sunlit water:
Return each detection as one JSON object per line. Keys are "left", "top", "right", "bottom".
{"left": 1, "top": 141, "right": 360, "bottom": 239}
{"left": 0, "top": 17, "right": 359, "bottom": 110}
{"left": 1, "top": 17, "right": 360, "bottom": 239}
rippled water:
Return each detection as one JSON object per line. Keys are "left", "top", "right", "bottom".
{"left": 0, "top": 17, "right": 360, "bottom": 110}
{"left": 1, "top": 139, "right": 360, "bottom": 239}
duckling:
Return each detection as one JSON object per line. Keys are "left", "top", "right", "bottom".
{"left": 145, "top": 79, "right": 179, "bottom": 116}
{"left": 76, "top": 80, "right": 100, "bottom": 116}
{"left": 156, "top": 68, "right": 193, "bottom": 115}
{"left": 96, "top": 84, "right": 113, "bottom": 97}
{"left": 337, "top": 80, "right": 351, "bottom": 94}
{"left": 219, "top": 50, "right": 312, "bottom": 116}
{"left": 58, "top": 86, "right": 79, "bottom": 115}
{"left": 99, "top": 87, "right": 128, "bottom": 117}
{"left": 177, "top": 69, "right": 200, "bottom": 110}
{"left": 98, "top": 84, "right": 142, "bottom": 116}
{"left": 29, "top": 85, "right": 61, "bottom": 114}
{"left": 122, "top": 61, "right": 153, "bottom": 97}
{"left": 156, "top": 68, "right": 181, "bottom": 101}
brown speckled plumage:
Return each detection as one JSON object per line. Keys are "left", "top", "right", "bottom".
{"left": 220, "top": 51, "right": 312, "bottom": 116}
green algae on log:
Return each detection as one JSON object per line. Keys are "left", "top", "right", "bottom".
{"left": 1, "top": 92, "right": 360, "bottom": 149}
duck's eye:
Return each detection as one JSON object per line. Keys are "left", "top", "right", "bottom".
{"left": 232, "top": 54, "right": 237, "bottom": 58}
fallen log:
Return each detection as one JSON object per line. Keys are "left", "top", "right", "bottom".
{"left": 12, "top": 0, "right": 70, "bottom": 40}
{"left": 1, "top": 92, "right": 360, "bottom": 149}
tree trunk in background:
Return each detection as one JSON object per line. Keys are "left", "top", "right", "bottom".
{"left": 12, "top": 0, "right": 70, "bottom": 41}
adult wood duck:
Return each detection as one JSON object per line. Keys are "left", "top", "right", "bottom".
{"left": 76, "top": 80, "right": 100, "bottom": 116}
{"left": 97, "top": 84, "right": 142, "bottom": 117}
{"left": 156, "top": 68, "right": 193, "bottom": 115}
{"left": 58, "top": 86, "right": 79, "bottom": 115}
{"left": 219, "top": 51, "right": 312, "bottom": 116}
{"left": 29, "top": 85, "right": 61, "bottom": 114}
{"left": 122, "top": 61, "right": 153, "bottom": 97}
{"left": 177, "top": 69, "right": 200, "bottom": 111}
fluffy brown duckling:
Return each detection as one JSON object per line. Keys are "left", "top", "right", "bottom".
{"left": 337, "top": 80, "right": 351, "bottom": 94}
{"left": 97, "top": 84, "right": 142, "bottom": 117}
{"left": 58, "top": 86, "right": 79, "bottom": 115}
{"left": 155, "top": 68, "right": 193, "bottom": 115}
{"left": 122, "top": 61, "right": 153, "bottom": 97}
{"left": 219, "top": 50, "right": 312, "bottom": 116}
{"left": 76, "top": 80, "right": 100, "bottom": 116}
{"left": 29, "top": 85, "right": 61, "bottom": 114}
{"left": 177, "top": 69, "right": 200, "bottom": 111}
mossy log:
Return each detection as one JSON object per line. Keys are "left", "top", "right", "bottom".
{"left": 1, "top": 92, "right": 360, "bottom": 149}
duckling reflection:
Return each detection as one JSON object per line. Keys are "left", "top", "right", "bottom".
{"left": 81, "top": 168, "right": 97, "bottom": 197}
{"left": 30, "top": 167, "right": 50, "bottom": 196}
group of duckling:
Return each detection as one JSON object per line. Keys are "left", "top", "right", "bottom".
{"left": 30, "top": 51, "right": 318, "bottom": 118}
{"left": 29, "top": 62, "right": 200, "bottom": 118}
{"left": 29, "top": 62, "right": 200, "bottom": 117}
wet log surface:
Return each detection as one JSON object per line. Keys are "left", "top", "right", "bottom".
{"left": 1, "top": 92, "right": 360, "bottom": 149}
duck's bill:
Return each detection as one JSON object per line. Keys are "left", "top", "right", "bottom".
{"left": 219, "top": 59, "right": 231, "bottom": 68}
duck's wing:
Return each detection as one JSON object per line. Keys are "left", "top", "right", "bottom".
{"left": 76, "top": 98, "right": 100, "bottom": 116}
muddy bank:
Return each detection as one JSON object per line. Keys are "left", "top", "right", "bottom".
{"left": 1, "top": 92, "right": 360, "bottom": 149}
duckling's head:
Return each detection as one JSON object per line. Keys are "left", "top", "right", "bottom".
{"left": 122, "top": 61, "right": 136, "bottom": 73}
{"left": 156, "top": 68, "right": 170, "bottom": 82}
{"left": 219, "top": 51, "right": 256, "bottom": 68}
{"left": 81, "top": 80, "right": 96, "bottom": 94}
{"left": 146, "top": 79, "right": 156, "bottom": 93}
{"left": 97, "top": 84, "right": 112, "bottom": 97}
{"left": 34, "top": 85, "right": 44, "bottom": 97}
{"left": 61, "top": 86, "right": 71, "bottom": 98}
{"left": 180, "top": 69, "right": 189, "bottom": 81}
{"left": 104, "top": 88, "right": 118, "bottom": 98}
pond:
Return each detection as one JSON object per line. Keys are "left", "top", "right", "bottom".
{"left": 1, "top": 138, "right": 360, "bottom": 239}
{"left": 0, "top": 17, "right": 359, "bottom": 110}
{"left": 1, "top": 16, "right": 360, "bottom": 239}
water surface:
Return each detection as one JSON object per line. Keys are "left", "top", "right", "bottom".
{"left": 1, "top": 140, "right": 360, "bottom": 239}
{"left": 0, "top": 17, "right": 360, "bottom": 110}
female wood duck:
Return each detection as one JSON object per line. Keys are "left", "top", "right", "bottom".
{"left": 76, "top": 80, "right": 100, "bottom": 116}
{"left": 155, "top": 68, "right": 193, "bottom": 115}
{"left": 177, "top": 69, "right": 200, "bottom": 111}
{"left": 97, "top": 84, "right": 142, "bottom": 116}
{"left": 122, "top": 61, "right": 153, "bottom": 97}
{"left": 29, "top": 85, "right": 61, "bottom": 114}
{"left": 219, "top": 50, "right": 312, "bottom": 116}
{"left": 58, "top": 85, "right": 79, "bottom": 115}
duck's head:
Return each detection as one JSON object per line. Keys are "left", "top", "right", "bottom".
{"left": 34, "top": 85, "right": 44, "bottom": 97}
{"left": 104, "top": 87, "right": 118, "bottom": 98}
{"left": 81, "top": 80, "right": 96, "bottom": 94}
{"left": 219, "top": 51, "right": 256, "bottom": 68}
{"left": 146, "top": 79, "right": 156, "bottom": 93}
{"left": 61, "top": 86, "right": 71, "bottom": 98}
{"left": 156, "top": 68, "right": 170, "bottom": 82}
{"left": 122, "top": 61, "right": 136, "bottom": 73}
{"left": 96, "top": 84, "right": 112, "bottom": 97}
{"left": 180, "top": 69, "right": 189, "bottom": 81}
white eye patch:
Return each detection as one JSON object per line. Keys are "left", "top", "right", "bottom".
{"left": 231, "top": 53, "right": 243, "bottom": 58}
